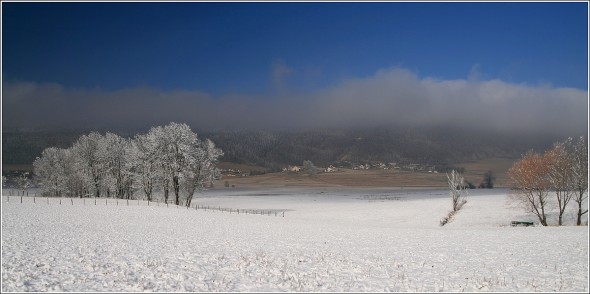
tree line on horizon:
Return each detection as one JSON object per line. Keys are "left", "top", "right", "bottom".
{"left": 32, "top": 122, "right": 223, "bottom": 207}
{"left": 3, "top": 126, "right": 562, "bottom": 172}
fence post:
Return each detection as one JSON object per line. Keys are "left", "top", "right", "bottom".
{"left": 117, "top": 199, "right": 119, "bottom": 206}
{"left": 60, "top": 199, "right": 62, "bottom": 205}
{"left": 84, "top": 199, "right": 85, "bottom": 205}
{"left": 33, "top": 196, "right": 36, "bottom": 203}
{"left": 71, "top": 198, "right": 73, "bottom": 205}
{"left": 127, "top": 199, "right": 129, "bottom": 206}
{"left": 21, "top": 196, "right": 23, "bottom": 203}
{"left": 148, "top": 200, "right": 150, "bottom": 206}
{"left": 95, "top": 198, "right": 97, "bottom": 205}
{"left": 282, "top": 211, "right": 285, "bottom": 217}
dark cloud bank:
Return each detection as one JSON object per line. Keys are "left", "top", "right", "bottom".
{"left": 2, "top": 67, "right": 587, "bottom": 138}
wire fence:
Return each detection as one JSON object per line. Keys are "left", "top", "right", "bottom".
{"left": 1, "top": 194, "right": 286, "bottom": 217}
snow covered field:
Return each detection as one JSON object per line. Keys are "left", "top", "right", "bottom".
{"left": 2, "top": 188, "right": 588, "bottom": 292}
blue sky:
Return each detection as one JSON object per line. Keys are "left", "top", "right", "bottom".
{"left": 2, "top": 2, "right": 588, "bottom": 133}
{"left": 4, "top": 2, "right": 588, "bottom": 94}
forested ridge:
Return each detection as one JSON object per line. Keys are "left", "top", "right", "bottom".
{"left": 3, "top": 126, "right": 561, "bottom": 172}
{"left": 204, "top": 127, "right": 559, "bottom": 170}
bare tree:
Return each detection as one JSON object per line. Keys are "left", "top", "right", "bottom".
{"left": 447, "top": 169, "right": 467, "bottom": 212}
{"left": 482, "top": 170, "right": 495, "bottom": 189}
{"left": 546, "top": 138, "right": 575, "bottom": 226}
{"left": 508, "top": 150, "right": 551, "bottom": 226}
{"left": 302, "top": 160, "right": 318, "bottom": 177}
{"left": 571, "top": 136, "right": 588, "bottom": 225}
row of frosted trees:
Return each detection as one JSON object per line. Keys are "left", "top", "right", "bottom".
{"left": 508, "top": 137, "right": 588, "bottom": 226}
{"left": 33, "top": 122, "right": 223, "bottom": 207}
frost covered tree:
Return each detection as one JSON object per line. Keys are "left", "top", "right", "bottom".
{"left": 571, "top": 136, "right": 588, "bottom": 225}
{"left": 35, "top": 145, "right": 88, "bottom": 197}
{"left": 16, "top": 172, "right": 33, "bottom": 193}
{"left": 132, "top": 132, "right": 160, "bottom": 201}
{"left": 182, "top": 139, "right": 223, "bottom": 207}
{"left": 71, "top": 132, "right": 106, "bottom": 198}
{"left": 34, "top": 147, "right": 68, "bottom": 196}
{"left": 150, "top": 123, "right": 195, "bottom": 205}
{"left": 146, "top": 122, "right": 223, "bottom": 206}
{"left": 508, "top": 150, "right": 551, "bottom": 226}
{"left": 447, "top": 169, "right": 467, "bottom": 212}
{"left": 31, "top": 122, "right": 223, "bottom": 204}
{"left": 101, "top": 133, "right": 134, "bottom": 199}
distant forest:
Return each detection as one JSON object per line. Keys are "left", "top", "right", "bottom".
{"left": 2, "top": 126, "right": 561, "bottom": 173}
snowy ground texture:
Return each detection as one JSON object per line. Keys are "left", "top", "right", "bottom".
{"left": 2, "top": 187, "right": 588, "bottom": 292}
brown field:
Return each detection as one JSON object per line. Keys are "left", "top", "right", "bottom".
{"left": 219, "top": 157, "right": 516, "bottom": 189}
{"left": 456, "top": 157, "right": 515, "bottom": 187}
{"left": 1, "top": 164, "right": 34, "bottom": 172}
{"left": 3, "top": 158, "right": 517, "bottom": 188}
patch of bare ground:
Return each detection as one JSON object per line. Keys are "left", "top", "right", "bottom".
{"left": 218, "top": 157, "right": 517, "bottom": 189}
{"left": 218, "top": 169, "right": 449, "bottom": 188}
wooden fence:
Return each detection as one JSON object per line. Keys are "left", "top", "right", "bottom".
{"left": 1, "top": 195, "right": 286, "bottom": 217}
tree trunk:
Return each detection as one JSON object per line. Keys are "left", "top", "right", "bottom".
{"left": 173, "top": 175, "right": 180, "bottom": 205}
{"left": 163, "top": 180, "right": 169, "bottom": 204}
{"left": 144, "top": 183, "right": 152, "bottom": 202}
{"left": 577, "top": 199, "right": 588, "bottom": 226}
{"left": 577, "top": 200, "right": 582, "bottom": 226}
{"left": 540, "top": 202, "right": 547, "bottom": 226}
{"left": 95, "top": 182, "right": 101, "bottom": 198}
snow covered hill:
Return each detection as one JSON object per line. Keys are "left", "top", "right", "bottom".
{"left": 1, "top": 188, "right": 588, "bottom": 292}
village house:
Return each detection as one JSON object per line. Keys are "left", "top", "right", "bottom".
{"left": 324, "top": 165, "right": 337, "bottom": 173}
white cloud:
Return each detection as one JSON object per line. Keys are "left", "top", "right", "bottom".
{"left": 271, "top": 58, "right": 293, "bottom": 91}
{"left": 2, "top": 67, "right": 587, "bottom": 136}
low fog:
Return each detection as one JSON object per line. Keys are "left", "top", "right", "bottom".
{"left": 2, "top": 67, "right": 587, "bottom": 137}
